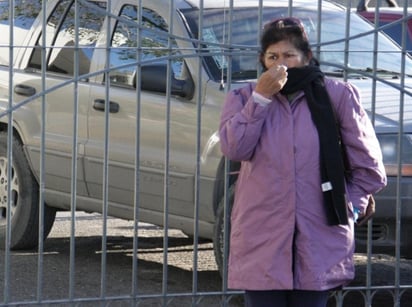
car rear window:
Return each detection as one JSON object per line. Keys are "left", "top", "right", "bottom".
{"left": 0, "top": 0, "right": 42, "bottom": 29}
{"left": 0, "top": 0, "right": 43, "bottom": 66}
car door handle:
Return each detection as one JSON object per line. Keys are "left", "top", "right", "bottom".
{"left": 14, "top": 84, "right": 36, "bottom": 97}
{"left": 93, "top": 99, "right": 119, "bottom": 113}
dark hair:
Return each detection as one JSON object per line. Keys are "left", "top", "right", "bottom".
{"left": 259, "top": 17, "right": 313, "bottom": 68}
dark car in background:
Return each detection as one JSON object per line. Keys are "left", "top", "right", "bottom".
{"left": 357, "top": 7, "right": 412, "bottom": 55}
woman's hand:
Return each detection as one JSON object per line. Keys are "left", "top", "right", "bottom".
{"left": 254, "top": 65, "right": 288, "bottom": 99}
{"left": 356, "top": 196, "right": 376, "bottom": 227}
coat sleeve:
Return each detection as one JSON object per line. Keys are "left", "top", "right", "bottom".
{"left": 219, "top": 84, "right": 269, "bottom": 161}
{"left": 332, "top": 81, "right": 387, "bottom": 213}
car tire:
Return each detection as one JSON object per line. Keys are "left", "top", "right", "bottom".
{"left": 213, "top": 184, "right": 235, "bottom": 278}
{"left": 0, "top": 132, "right": 56, "bottom": 250}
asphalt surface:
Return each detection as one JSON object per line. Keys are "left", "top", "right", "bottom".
{"left": 1, "top": 212, "right": 412, "bottom": 306}
{"left": 0, "top": 212, "right": 242, "bottom": 306}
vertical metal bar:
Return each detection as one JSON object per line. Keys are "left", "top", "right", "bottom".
{"left": 343, "top": 0, "right": 351, "bottom": 82}
{"left": 393, "top": 3, "right": 408, "bottom": 307}
{"left": 162, "top": 1, "right": 174, "bottom": 304}
{"left": 363, "top": 13, "right": 373, "bottom": 300}
{"left": 350, "top": 1, "right": 373, "bottom": 306}
{"left": 220, "top": 2, "right": 234, "bottom": 306}
{"left": 222, "top": 155, "right": 230, "bottom": 306}
{"left": 191, "top": 0, "right": 204, "bottom": 304}
{"left": 287, "top": 0, "right": 293, "bottom": 19}
{"left": 132, "top": 0, "right": 143, "bottom": 301}
{"left": 3, "top": 0, "right": 14, "bottom": 302}
{"left": 255, "top": 0, "right": 264, "bottom": 79}
{"left": 36, "top": 0, "right": 49, "bottom": 303}
{"left": 315, "top": 0, "right": 322, "bottom": 61}
{"left": 69, "top": 0, "right": 81, "bottom": 301}
{"left": 369, "top": 0, "right": 382, "bottom": 119}
{"left": 100, "top": 0, "right": 113, "bottom": 303}
{"left": 257, "top": 0, "right": 264, "bottom": 49}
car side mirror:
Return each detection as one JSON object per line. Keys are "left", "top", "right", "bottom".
{"left": 136, "top": 63, "right": 194, "bottom": 99}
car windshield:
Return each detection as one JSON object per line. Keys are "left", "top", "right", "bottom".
{"left": 181, "top": 6, "right": 412, "bottom": 81}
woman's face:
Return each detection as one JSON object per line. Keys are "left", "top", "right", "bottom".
{"left": 262, "top": 40, "right": 310, "bottom": 69}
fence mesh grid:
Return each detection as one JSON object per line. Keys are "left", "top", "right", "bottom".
{"left": 0, "top": 0, "right": 411, "bottom": 306}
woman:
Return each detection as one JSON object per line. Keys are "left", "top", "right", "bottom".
{"left": 219, "top": 17, "right": 387, "bottom": 307}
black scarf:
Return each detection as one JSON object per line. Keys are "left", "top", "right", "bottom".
{"left": 280, "top": 65, "right": 349, "bottom": 225}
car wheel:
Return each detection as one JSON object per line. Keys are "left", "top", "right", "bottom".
{"left": 0, "top": 132, "right": 56, "bottom": 250}
{"left": 213, "top": 184, "right": 235, "bottom": 278}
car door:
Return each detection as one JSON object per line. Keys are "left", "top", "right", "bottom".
{"left": 84, "top": 2, "right": 199, "bottom": 222}
{"left": 18, "top": 0, "right": 106, "bottom": 198}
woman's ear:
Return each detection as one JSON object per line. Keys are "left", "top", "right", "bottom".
{"left": 304, "top": 50, "right": 313, "bottom": 65}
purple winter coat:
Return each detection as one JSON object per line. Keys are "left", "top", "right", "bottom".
{"left": 219, "top": 78, "right": 387, "bottom": 291}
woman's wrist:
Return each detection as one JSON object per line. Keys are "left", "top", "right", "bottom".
{"left": 252, "top": 91, "right": 272, "bottom": 105}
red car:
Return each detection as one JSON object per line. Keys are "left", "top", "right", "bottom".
{"left": 357, "top": 7, "right": 412, "bottom": 55}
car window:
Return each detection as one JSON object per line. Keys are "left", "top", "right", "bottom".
{"left": 182, "top": 6, "right": 412, "bottom": 81}
{"left": 109, "top": 5, "right": 183, "bottom": 88}
{"left": 0, "top": 0, "right": 42, "bottom": 28}
{"left": 376, "top": 21, "right": 412, "bottom": 54}
{"left": 0, "top": 0, "right": 43, "bottom": 65}
{"left": 28, "top": 0, "right": 106, "bottom": 77}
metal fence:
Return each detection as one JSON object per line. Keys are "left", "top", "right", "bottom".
{"left": 1, "top": 0, "right": 411, "bottom": 306}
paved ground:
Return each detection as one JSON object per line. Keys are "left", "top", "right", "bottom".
{"left": 0, "top": 212, "right": 241, "bottom": 306}
{"left": 1, "top": 212, "right": 412, "bottom": 306}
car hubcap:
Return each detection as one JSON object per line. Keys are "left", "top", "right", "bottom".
{"left": 0, "top": 157, "right": 19, "bottom": 226}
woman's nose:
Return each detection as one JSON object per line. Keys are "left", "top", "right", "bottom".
{"left": 278, "top": 58, "right": 287, "bottom": 67}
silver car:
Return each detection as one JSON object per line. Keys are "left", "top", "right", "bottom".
{"left": 0, "top": 0, "right": 411, "bottom": 274}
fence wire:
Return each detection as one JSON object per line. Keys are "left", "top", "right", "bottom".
{"left": 1, "top": 0, "right": 411, "bottom": 306}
